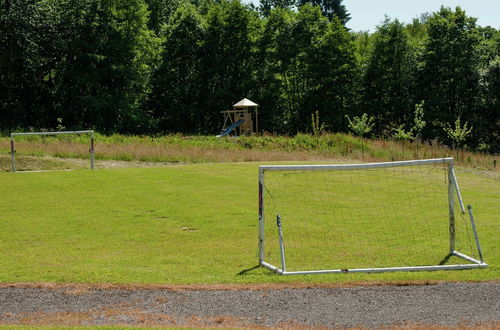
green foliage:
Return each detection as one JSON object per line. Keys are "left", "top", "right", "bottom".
{"left": 262, "top": 4, "right": 358, "bottom": 134}
{"left": 310, "top": 110, "right": 325, "bottom": 137}
{"left": 346, "top": 113, "right": 374, "bottom": 137}
{"left": 362, "top": 18, "right": 418, "bottom": 133}
{"left": 411, "top": 101, "right": 426, "bottom": 137}
{"left": 56, "top": 118, "right": 66, "bottom": 131}
{"left": 393, "top": 101, "right": 426, "bottom": 142}
{"left": 353, "top": 31, "right": 374, "bottom": 73}
{"left": 443, "top": 117, "right": 473, "bottom": 150}
{"left": 297, "top": 0, "right": 350, "bottom": 24}
{"left": 392, "top": 125, "right": 413, "bottom": 159}
{"left": 346, "top": 113, "right": 374, "bottom": 159}
{"left": 145, "top": 0, "right": 181, "bottom": 34}
{"left": 259, "top": 0, "right": 295, "bottom": 17}
{"left": 0, "top": 0, "right": 162, "bottom": 133}
{"left": 476, "top": 56, "right": 500, "bottom": 153}
{"left": 421, "top": 7, "right": 480, "bottom": 141}
{"left": 410, "top": 101, "right": 427, "bottom": 157}
{"left": 0, "top": 1, "right": 498, "bottom": 154}
{"left": 197, "top": 0, "right": 257, "bottom": 133}
{"left": 150, "top": 3, "right": 206, "bottom": 133}
{"left": 0, "top": 0, "right": 48, "bottom": 131}
{"left": 393, "top": 125, "right": 413, "bottom": 142}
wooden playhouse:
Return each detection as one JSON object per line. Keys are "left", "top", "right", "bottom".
{"left": 218, "top": 98, "right": 259, "bottom": 137}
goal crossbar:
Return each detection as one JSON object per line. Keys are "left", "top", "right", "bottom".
{"left": 260, "top": 157, "right": 451, "bottom": 171}
{"left": 10, "top": 130, "right": 95, "bottom": 172}
{"left": 258, "top": 158, "right": 487, "bottom": 275}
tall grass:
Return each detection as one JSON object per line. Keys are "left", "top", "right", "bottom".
{"left": 0, "top": 133, "right": 497, "bottom": 171}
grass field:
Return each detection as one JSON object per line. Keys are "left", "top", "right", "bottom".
{"left": 0, "top": 162, "right": 498, "bottom": 284}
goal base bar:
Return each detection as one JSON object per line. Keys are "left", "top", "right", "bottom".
{"left": 261, "top": 258, "right": 488, "bottom": 276}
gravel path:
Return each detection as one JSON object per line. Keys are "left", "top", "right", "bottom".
{"left": 0, "top": 282, "right": 498, "bottom": 328}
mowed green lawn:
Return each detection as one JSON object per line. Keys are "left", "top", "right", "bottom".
{"left": 0, "top": 163, "right": 498, "bottom": 284}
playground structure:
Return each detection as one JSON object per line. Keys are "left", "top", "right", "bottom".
{"left": 218, "top": 98, "right": 259, "bottom": 137}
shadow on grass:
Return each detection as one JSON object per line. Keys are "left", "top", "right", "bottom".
{"left": 438, "top": 253, "right": 453, "bottom": 265}
{"left": 237, "top": 264, "right": 262, "bottom": 276}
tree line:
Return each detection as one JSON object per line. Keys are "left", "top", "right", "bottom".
{"left": 1, "top": 0, "right": 499, "bottom": 152}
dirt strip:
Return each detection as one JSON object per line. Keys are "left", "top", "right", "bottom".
{"left": 0, "top": 282, "right": 498, "bottom": 328}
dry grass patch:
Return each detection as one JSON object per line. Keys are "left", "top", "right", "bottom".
{"left": 1, "top": 133, "right": 497, "bottom": 172}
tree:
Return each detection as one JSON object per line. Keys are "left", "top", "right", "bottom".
{"left": 420, "top": 7, "right": 481, "bottom": 141}
{"left": 477, "top": 56, "right": 500, "bottom": 153}
{"left": 346, "top": 113, "right": 374, "bottom": 137}
{"left": 392, "top": 125, "right": 413, "bottom": 159}
{"left": 411, "top": 101, "right": 426, "bottom": 139}
{"left": 261, "top": 7, "right": 302, "bottom": 133}
{"left": 474, "top": 28, "right": 500, "bottom": 152}
{"left": 306, "top": 12, "right": 359, "bottom": 131}
{"left": 43, "top": 0, "right": 162, "bottom": 133}
{"left": 259, "top": 0, "right": 295, "bottom": 18}
{"left": 0, "top": 0, "right": 51, "bottom": 131}
{"left": 145, "top": 0, "right": 181, "bottom": 35}
{"left": 297, "top": 0, "right": 349, "bottom": 24}
{"left": 389, "top": 101, "right": 426, "bottom": 159}
{"left": 310, "top": 110, "right": 325, "bottom": 137}
{"left": 346, "top": 113, "right": 374, "bottom": 158}
{"left": 443, "top": 117, "right": 473, "bottom": 160}
{"left": 362, "top": 18, "right": 418, "bottom": 134}
{"left": 353, "top": 31, "right": 374, "bottom": 74}
{"left": 477, "top": 26, "right": 500, "bottom": 66}
{"left": 150, "top": 3, "right": 206, "bottom": 133}
{"left": 411, "top": 101, "right": 426, "bottom": 157}
{"left": 197, "top": 0, "right": 257, "bottom": 133}
{"left": 263, "top": 5, "right": 358, "bottom": 134}
{"left": 254, "top": 9, "right": 282, "bottom": 133}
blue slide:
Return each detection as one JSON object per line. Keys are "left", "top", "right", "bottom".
{"left": 217, "top": 119, "right": 244, "bottom": 137}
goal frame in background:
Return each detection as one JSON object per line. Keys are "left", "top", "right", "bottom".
{"left": 10, "top": 130, "right": 95, "bottom": 173}
{"left": 258, "top": 158, "right": 487, "bottom": 275}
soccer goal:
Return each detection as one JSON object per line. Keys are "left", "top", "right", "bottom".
{"left": 10, "top": 130, "right": 95, "bottom": 172}
{"left": 258, "top": 158, "right": 487, "bottom": 275}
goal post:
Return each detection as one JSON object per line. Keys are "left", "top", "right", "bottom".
{"left": 10, "top": 130, "right": 95, "bottom": 173}
{"left": 258, "top": 158, "right": 487, "bottom": 275}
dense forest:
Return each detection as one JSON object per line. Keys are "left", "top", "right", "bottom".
{"left": 1, "top": 0, "right": 499, "bottom": 152}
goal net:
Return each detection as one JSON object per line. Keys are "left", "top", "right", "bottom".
{"left": 10, "top": 130, "right": 95, "bottom": 172}
{"left": 258, "top": 158, "right": 487, "bottom": 275}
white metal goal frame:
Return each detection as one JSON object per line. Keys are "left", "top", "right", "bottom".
{"left": 10, "top": 130, "right": 95, "bottom": 173}
{"left": 258, "top": 158, "right": 487, "bottom": 275}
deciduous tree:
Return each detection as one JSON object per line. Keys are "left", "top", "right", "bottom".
{"left": 297, "top": 0, "right": 349, "bottom": 24}
{"left": 420, "top": 7, "right": 480, "bottom": 141}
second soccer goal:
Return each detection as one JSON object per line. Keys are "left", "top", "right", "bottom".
{"left": 258, "top": 158, "right": 487, "bottom": 275}
{"left": 10, "top": 130, "right": 95, "bottom": 173}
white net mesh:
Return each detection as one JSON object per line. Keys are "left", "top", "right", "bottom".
{"left": 10, "top": 131, "right": 94, "bottom": 172}
{"left": 260, "top": 161, "right": 478, "bottom": 272}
